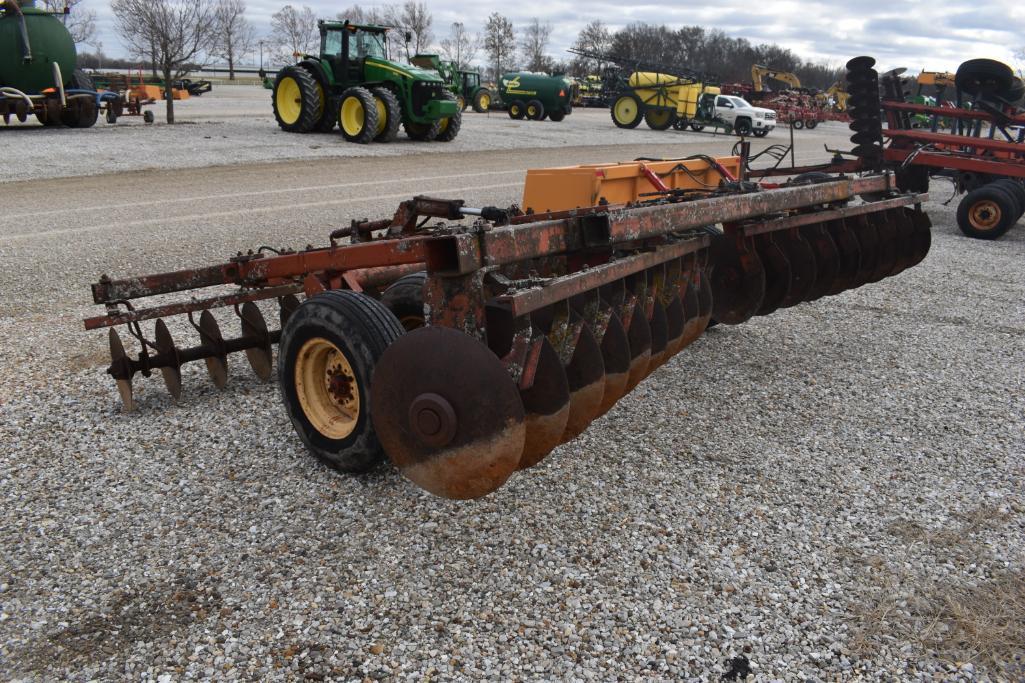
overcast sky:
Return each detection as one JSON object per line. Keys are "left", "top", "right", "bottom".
{"left": 86, "top": 0, "right": 1025, "bottom": 74}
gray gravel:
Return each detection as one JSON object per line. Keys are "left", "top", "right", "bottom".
{"left": 0, "top": 83, "right": 846, "bottom": 183}
{"left": 1, "top": 112, "right": 1023, "bottom": 681}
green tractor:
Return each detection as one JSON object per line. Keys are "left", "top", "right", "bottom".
{"left": 271, "top": 20, "right": 461, "bottom": 143}
{"left": 410, "top": 54, "right": 491, "bottom": 113}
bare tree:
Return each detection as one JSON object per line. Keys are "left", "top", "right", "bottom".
{"left": 338, "top": 4, "right": 386, "bottom": 24}
{"left": 112, "top": 0, "right": 217, "bottom": 123}
{"left": 483, "top": 13, "right": 515, "bottom": 79}
{"left": 570, "top": 20, "right": 611, "bottom": 75}
{"left": 392, "top": 1, "right": 432, "bottom": 60}
{"left": 520, "top": 18, "right": 551, "bottom": 73}
{"left": 440, "top": 21, "right": 478, "bottom": 70}
{"left": 213, "top": 0, "right": 254, "bottom": 80}
{"left": 270, "top": 4, "right": 318, "bottom": 65}
{"left": 41, "top": 0, "right": 96, "bottom": 45}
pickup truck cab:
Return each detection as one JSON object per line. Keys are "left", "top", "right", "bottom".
{"left": 711, "top": 95, "right": 776, "bottom": 137}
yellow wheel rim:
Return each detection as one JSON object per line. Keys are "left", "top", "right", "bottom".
{"left": 438, "top": 118, "right": 449, "bottom": 133}
{"left": 294, "top": 337, "right": 360, "bottom": 440}
{"left": 276, "top": 77, "right": 302, "bottom": 124}
{"left": 647, "top": 109, "right": 671, "bottom": 126}
{"left": 373, "top": 96, "right": 387, "bottom": 135}
{"left": 315, "top": 82, "right": 325, "bottom": 121}
{"left": 614, "top": 97, "right": 637, "bottom": 123}
{"left": 969, "top": 200, "right": 1002, "bottom": 231}
{"left": 527, "top": 105, "right": 538, "bottom": 117}
{"left": 457, "top": 95, "right": 465, "bottom": 110}
{"left": 340, "top": 96, "right": 365, "bottom": 136}
{"left": 510, "top": 104, "right": 520, "bottom": 117}
{"left": 480, "top": 93, "right": 490, "bottom": 110}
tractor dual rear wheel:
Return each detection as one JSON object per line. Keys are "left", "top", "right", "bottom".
{"left": 273, "top": 65, "right": 323, "bottom": 133}
{"left": 338, "top": 87, "right": 379, "bottom": 144}
{"left": 371, "top": 87, "right": 401, "bottom": 142}
{"left": 279, "top": 290, "right": 405, "bottom": 473}
{"left": 434, "top": 91, "right": 462, "bottom": 142}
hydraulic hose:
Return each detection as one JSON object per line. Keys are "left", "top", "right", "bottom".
{"left": 2, "top": 0, "right": 34, "bottom": 64}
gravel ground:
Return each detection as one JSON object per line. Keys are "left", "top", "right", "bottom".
{"left": 1, "top": 112, "right": 1023, "bottom": 681}
{"left": 0, "top": 83, "right": 847, "bottom": 183}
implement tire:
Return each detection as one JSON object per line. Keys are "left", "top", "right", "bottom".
{"left": 955, "top": 58, "right": 1014, "bottom": 98}
{"left": 644, "top": 108, "right": 675, "bottom": 131}
{"left": 611, "top": 94, "right": 643, "bottom": 128}
{"left": 381, "top": 271, "right": 427, "bottom": 330}
{"left": 273, "top": 65, "right": 322, "bottom": 133}
{"left": 279, "top": 290, "right": 404, "bottom": 473}
{"left": 956, "top": 186, "right": 1017, "bottom": 239}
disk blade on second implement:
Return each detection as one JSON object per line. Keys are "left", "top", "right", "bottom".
{"left": 517, "top": 337, "right": 570, "bottom": 470}
{"left": 370, "top": 327, "right": 525, "bottom": 500}
{"left": 560, "top": 320, "right": 605, "bottom": 444}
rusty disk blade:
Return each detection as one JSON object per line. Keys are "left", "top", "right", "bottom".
{"left": 198, "top": 310, "right": 228, "bottom": 389}
{"left": 517, "top": 337, "right": 571, "bottom": 470}
{"left": 848, "top": 214, "right": 879, "bottom": 287}
{"left": 596, "top": 308, "right": 631, "bottom": 417}
{"left": 560, "top": 320, "right": 605, "bottom": 444}
{"left": 866, "top": 212, "right": 898, "bottom": 283}
{"left": 776, "top": 231, "right": 817, "bottom": 307}
{"left": 708, "top": 235, "right": 765, "bottom": 325}
{"left": 887, "top": 209, "right": 917, "bottom": 276}
{"left": 906, "top": 207, "right": 932, "bottom": 267}
{"left": 679, "top": 281, "right": 703, "bottom": 350}
{"left": 371, "top": 326, "right": 525, "bottom": 500}
{"left": 279, "top": 294, "right": 302, "bottom": 327}
{"left": 662, "top": 295, "right": 686, "bottom": 358}
{"left": 826, "top": 218, "right": 862, "bottom": 295}
{"left": 800, "top": 223, "right": 840, "bottom": 302}
{"left": 240, "top": 302, "right": 273, "bottom": 381}
{"left": 623, "top": 300, "right": 652, "bottom": 393}
{"left": 108, "top": 328, "right": 136, "bottom": 412}
{"left": 646, "top": 299, "right": 670, "bottom": 373}
{"left": 153, "top": 319, "right": 182, "bottom": 401}
{"left": 754, "top": 233, "right": 792, "bottom": 316}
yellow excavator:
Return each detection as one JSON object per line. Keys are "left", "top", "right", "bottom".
{"left": 819, "top": 81, "right": 849, "bottom": 112}
{"left": 751, "top": 64, "right": 802, "bottom": 92}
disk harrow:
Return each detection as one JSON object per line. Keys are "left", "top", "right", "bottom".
{"left": 85, "top": 165, "right": 930, "bottom": 500}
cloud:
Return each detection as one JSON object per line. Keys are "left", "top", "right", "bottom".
{"left": 85, "top": 0, "right": 1023, "bottom": 74}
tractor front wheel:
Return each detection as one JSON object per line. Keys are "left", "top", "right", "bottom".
{"left": 279, "top": 290, "right": 404, "bottom": 473}
{"left": 404, "top": 119, "right": 442, "bottom": 141}
{"left": 338, "top": 87, "right": 379, "bottom": 144}
{"left": 611, "top": 94, "right": 643, "bottom": 128}
{"left": 370, "top": 87, "right": 401, "bottom": 142}
{"left": 435, "top": 92, "right": 462, "bottom": 141}
{"left": 273, "top": 65, "right": 322, "bottom": 133}
{"left": 472, "top": 88, "right": 491, "bottom": 113}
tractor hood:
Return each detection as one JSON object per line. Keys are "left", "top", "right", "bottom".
{"left": 366, "top": 57, "right": 443, "bottom": 83}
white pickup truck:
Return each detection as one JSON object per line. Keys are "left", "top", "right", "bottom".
{"left": 677, "top": 94, "right": 777, "bottom": 137}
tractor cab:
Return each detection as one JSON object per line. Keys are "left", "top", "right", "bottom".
{"left": 460, "top": 70, "right": 480, "bottom": 93}
{"left": 319, "top": 20, "right": 389, "bottom": 87}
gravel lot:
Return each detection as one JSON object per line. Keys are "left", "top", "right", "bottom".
{"left": 1, "top": 97, "right": 1023, "bottom": 681}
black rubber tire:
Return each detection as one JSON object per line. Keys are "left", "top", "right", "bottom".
{"left": 955, "top": 58, "right": 1014, "bottom": 98}
{"left": 105, "top": 107, "right": 117, "bottom": 124}
{"left": 690, "top": 122, "right": 705, "bottom": 132}
{"left": 61, "top": 96, "right": 98, "bottom": 128}
{"left": 734, "top": 118, "right": 752, "bottom": 135}
{"left": 548, "top": 110, "right": 566, "bottom": 122}
{"left": 456, "top": 94, "right": 466, "bottom": 111}
{"left": 526, "top": 99, "right": 545, "bottom": 121}
{"left": 644, "top": 108, "right": 675, "bottom": 131}
{"left": 68, "top": 69, "right": 94, "bottom": 91}
{"left": 508, "top": 100, "right": 526, "bottom": 119}
{"left": 434, "top": 91, "right": 462, "bottom": 142}
{"left": 791, "top": 119, "right": 804, "bottom": 130}
{"left": 278, "top": 290, "right": 404, "bottom": 473}
{"left": 272, "top": 65, "right": 322, "bottom": 133}
{"left": 956, "top": 186, "right": 1017, "bottom": 239}
{"left": 993, "top": 179, "right": 1025, "bottom": 219}
{"left": 472, "top": 88, "right": 491, "bottom": 113}
{"left": 299, "top": 64, "right": 334, "bottom": 133}
{"left": 610, "top": 93, "right": 643, "bottom": 129}
{"left": 143, "top": 110, "right": 155, "bottom": 124}
{"left": 337, "top": 87, "right": 378, "bottom": 144}
{"left": 380, "top": 271, "right": 427, "bottom": 330}
{"left": 404, "top": 118, "right": 442, "bottom": 141}
{"left": 370, "top": 86, "right": 401, "bottom": 142}
{"left": 1007, "top": 77, "right": 1025, "bottom": 105}
{"left": 752, "top": 128, "right": 769, "bottom": 137}
{"left": 805, "top": 119, "right": 818, "bottom": 129}
{"left": 671, "top": 118, "right": 687, "bottom": 130}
